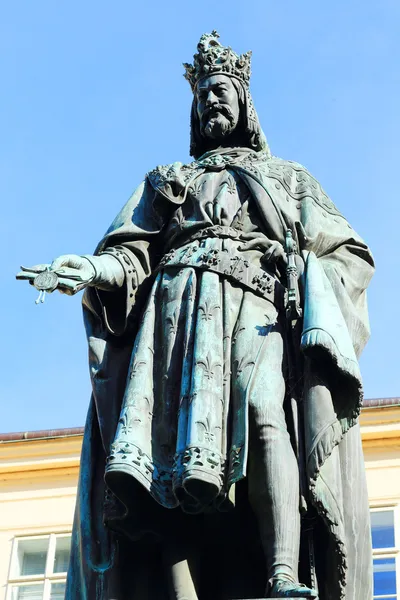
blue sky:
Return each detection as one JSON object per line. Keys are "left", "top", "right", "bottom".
{"left": 2, "top": 0, "right": 399, "bottom": 432}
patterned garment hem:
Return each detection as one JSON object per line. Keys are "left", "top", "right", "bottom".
{"left": 105, "top": 460, "right": 179, "bottom": 509}
{"left": 106, "top": 441, "right": 228, "bottom": 512}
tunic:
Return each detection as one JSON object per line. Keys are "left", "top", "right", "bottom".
{"left": 105, "top": 167, "right": 283, "bottom": 513}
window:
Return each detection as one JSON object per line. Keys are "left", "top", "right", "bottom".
{"left": 371, "top": 508, "right": 400, "bottom": 600}
{"left": 7, "top": 534, "right": 71, "bottom": 600}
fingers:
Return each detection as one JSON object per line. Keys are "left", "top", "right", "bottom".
{"left": 16, "top": 264, "right": 50, "bottom": 280}
{"left": 16, "top": 271, "right": 38, "bottom": 281}
{"left": 263, "top": 246, "right": 278, "bottom": 262}
{"left": 240, "top": 231, "right": 262, "bottom": 240}
{"left": 262, "top": 242, "right": 288, "bottom": 269}
{"left": 53, "top": 266, "right": 86, "bottom": 281}
{"left": 264, "top": 247, "right": 287, "bottom": 265}
{"left": 50, "top": 255, "right": 76, "bottom": 271}
{"left": 238, "top": 237, "right": 267, "bottom": 252}
{"left": 57, "top": 286, "right": 75, "bottom": 296}
{"left": 56, "top": 278, "right": 86, "bottom": 295}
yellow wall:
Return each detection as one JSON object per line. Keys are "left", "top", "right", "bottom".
{"left": 0, "top": 436, "right": 81, "bottom": 600}
{"left": 0, "top": 405, "right": 399, "bottom": 597}
{"left": 361, "top": 405, "right": 400, "bottom": 506}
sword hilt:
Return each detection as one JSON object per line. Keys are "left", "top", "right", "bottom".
{"left": 285, "top": 229, "right": 302, "bottom": 321}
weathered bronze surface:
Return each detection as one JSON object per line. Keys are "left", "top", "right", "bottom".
{"left": 17, "top": 31, "right": 375, "bottom": 600}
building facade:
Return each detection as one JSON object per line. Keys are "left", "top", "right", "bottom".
{"left": 0, "top": 429, "right": 81, "bottom": 600}
{"left": 0, "top": 399, "right": 399, "bottom": 600}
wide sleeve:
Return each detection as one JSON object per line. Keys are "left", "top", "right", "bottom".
{"left": 298, "top": 183, "right": 374, "bottom": 421}
{"left": 83, "top": 179, "right": 167, "bottom": 336}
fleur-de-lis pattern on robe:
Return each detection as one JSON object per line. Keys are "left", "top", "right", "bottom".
{"left": 106, "top": 167, "right": 280, "bottom": 513}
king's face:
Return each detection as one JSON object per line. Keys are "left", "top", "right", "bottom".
{"left": 196, "top": 74, "right": 240, "bottom": 140}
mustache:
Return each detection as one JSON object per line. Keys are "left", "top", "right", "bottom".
{"left": 201, "top": 103, "right": 235, "bottom": 124}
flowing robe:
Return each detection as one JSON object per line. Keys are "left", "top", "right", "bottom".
{"left": 66, "top": 148, "right": 374, "bottom": 600}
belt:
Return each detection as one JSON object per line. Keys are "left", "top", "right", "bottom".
{"left": 156, "top": 242, "right": 286, "bottom": 310}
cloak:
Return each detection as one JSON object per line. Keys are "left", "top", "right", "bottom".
{"left": 66, "top": 149, "right": 374, "bottom": 600}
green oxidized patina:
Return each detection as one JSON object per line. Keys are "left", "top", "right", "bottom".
{"left": 18, "top": 31, "right": 374, "bottom": 600}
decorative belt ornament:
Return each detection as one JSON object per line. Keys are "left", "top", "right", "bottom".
{"left": 156, "top": 242, "right": 285, "bottom": 310}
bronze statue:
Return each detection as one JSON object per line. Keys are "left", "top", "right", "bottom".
{"left": 18, "top": 32, "right": 375, "bottom": 600}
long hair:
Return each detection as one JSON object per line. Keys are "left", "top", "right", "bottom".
{"left": 189, "top": 77, "right": 270, "bottom": 159}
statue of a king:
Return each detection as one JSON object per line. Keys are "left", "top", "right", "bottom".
{"left": 18, "top": 31, "right": 375, "bottom": 600}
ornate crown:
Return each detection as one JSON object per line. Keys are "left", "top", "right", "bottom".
{"left": 183, "top": 31, "right": 252, "bottom": 92}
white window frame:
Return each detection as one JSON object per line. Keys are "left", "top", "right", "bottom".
{"left": 371, "top": 504, "right": 400, "bottom": 600}
{"left": 6, "top": 532, "right": 71, "bottom": 600}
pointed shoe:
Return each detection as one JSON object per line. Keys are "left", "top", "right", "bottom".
{"left": 269, "top": 578, "right": 318, "bottom": 598}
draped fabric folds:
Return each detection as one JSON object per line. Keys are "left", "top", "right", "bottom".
{"left": 66, "top": 149, "right": 374, "bottom": 600}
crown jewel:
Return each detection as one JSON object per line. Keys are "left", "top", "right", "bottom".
{"left": 183, "top": 31, "right": 252, "bottom": 92}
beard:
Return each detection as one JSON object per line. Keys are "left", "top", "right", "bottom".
{"left": 200, "top": 104, "right": 238, "bottom": 140}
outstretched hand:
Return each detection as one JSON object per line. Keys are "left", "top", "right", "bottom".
{"left": 16, "top": 254, "right": 96, "bottom": 296}
{"left": 49, "top": 254, "right": 95, "bottom": 294}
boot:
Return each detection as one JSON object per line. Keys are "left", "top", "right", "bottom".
{"left": 268, "top": 577, "right": 318, "bottom": 598}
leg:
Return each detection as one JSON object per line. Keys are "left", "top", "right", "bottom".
{"left": 245, "top": 320, "right": 301, "bottom": 587}
{"left": 231, "top": 295, "right": 316, "bottom": 597}
{"left": 163, "top": 540, "right": 200, "bottom": 600}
